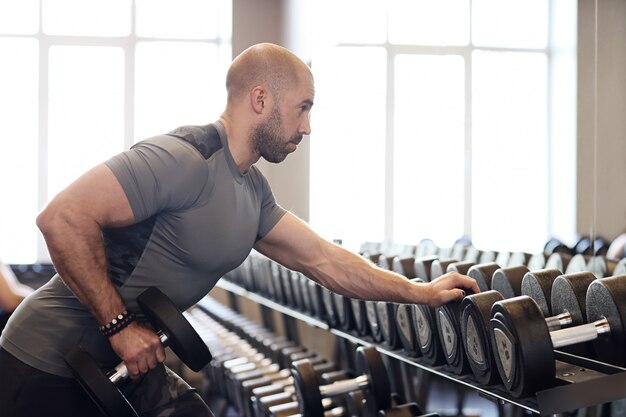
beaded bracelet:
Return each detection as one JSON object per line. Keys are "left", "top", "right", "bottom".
{"left": 99, "top": 310, "right": 136, "bottom": 337}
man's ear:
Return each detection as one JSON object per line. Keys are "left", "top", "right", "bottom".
{"left": 251, "top": 86, "right": 266, "bottom": 114}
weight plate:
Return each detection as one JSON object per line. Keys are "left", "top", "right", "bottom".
{"left": 435, "top": 301, "right": 467, "bottom": 375}
{"left": 527, "top": 253, "right": 547, "bottom": 271}
{"left": 396, "top": 304, "right": 419, "bottom": 356}
{"left": 495, "top": 252, "right": 511, "bottom": 269}
{"left": 308, "top": 281, "right": 325, "bottom": 319}
{"left": 65, "top": 346, "right": 137, "bottom": 417}
{"left": 565, "top": 254, "right": 589, "bottom": 274}
{"left": 521, "top": 269, "right": 562, "bottom": 317}
{"left": 414, "top": 256, "right": 438, "bottom": 282}
{"left": 333, "top": 293, "right": 353, "bottom": 331}
{"left": 321, "top": 288, "right": 337, "bottom": 327}
{"left": 587, "top": 256, "right": 610, "bottom": 278}
{"left": 479, "top": 251, "right": 498, "bottom": 264}
{"left": 292, "top": 359, "right": 324, "bottom": 417}
{"left": 447, "top": 261, "right": 476, "bottom": 276}
{"left": 491, "top": 266, "right": 529, "bottom": 299}
{"left": 377, "top": 302, "right": 399, "bottom": 349}
{"left": 508, "top": 252, "right": 531, "bottom": 267}
{"left": 299, "top": 274, "right": 312, "bottom": 314}
{"left": 464, "top": 247, "right": 481, "bottom": 263}
{"left": 461, "top": 290, "right": 504, "bottom": 385}
{"left": 350, "top": 298, "right": 369, "bottom": 336}
{"left": 490, "top": 296, "right": 555, "bottom": 398}
{"left": 586, "top": 275, "right": 626, "bottom": 366}
{"left": 551, "top": 272, "right": 595, "bottom": 326}
{"left": 136, "top": 287, "right": 211, "bottom": 372}
{"left": 431, "top": 259, "right": 458, "bottom": 279}
{"left": 437, "top": 309, "right": 457, "bottom": 359}
{"left": 468, "top": 263, "right": 501, "bottom": 291}
{"left": 545, "top": 253, "right": 570, "bottom": 273}
{"left": 357, "top": 346, "right": 392, "bottom": 412}
{"left": 411, "top": 304, "right": 445, "bottom": 365}
{"left": 290, "top": 270, "right": 303, "bottom": 310}
{"left": 366, "top": 300, "right": 383, "bottom": 342}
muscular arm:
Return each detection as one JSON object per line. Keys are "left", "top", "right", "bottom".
{"left": 36, "top": 164, "right": 164, "bottom": 377}
{"left": 254, "top": 213, "right": 479, "bottom": 307}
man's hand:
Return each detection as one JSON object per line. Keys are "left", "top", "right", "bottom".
{"left": 423, "top": 272, "right": 480, "bottom": 308}
{"left": 108, "top": 322, "right": 166, "bottom": 378}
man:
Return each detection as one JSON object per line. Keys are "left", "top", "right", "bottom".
{"left": 0, "top": 43, "right": 478, "bottom": 417}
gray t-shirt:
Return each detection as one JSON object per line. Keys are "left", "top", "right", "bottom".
{"left": 0, "top": 121, "right": 286, "bottom": 377}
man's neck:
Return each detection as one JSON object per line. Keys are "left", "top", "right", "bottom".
{"left": 218, "top": 114, "right": 260, "bottom": 173}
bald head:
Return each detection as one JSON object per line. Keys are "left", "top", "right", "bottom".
{"left": 226, "top": 43, "right": 311, "bottom": 106}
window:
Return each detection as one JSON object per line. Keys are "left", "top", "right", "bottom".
{"left": 309, "top": 0, "right": 576, "bottom": 253}
{"left": 0, "top": 0, "right": 231, "bottom": 263}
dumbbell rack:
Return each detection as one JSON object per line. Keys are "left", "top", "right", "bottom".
{"left": 209, "top": 279, "right": 626, "bottom": 416}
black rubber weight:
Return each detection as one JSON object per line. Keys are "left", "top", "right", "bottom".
{"left": 136, "top": 287, "right": 212, "bottom": 372}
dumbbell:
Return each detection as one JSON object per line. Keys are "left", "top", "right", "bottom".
{"left": 251, "top": 365, "right": 344, "bottom": 417}
{"left": 433, "top": 261, "right": 479, "bottom": 375}
{"left": 395, "top": 279, "right": 425, "bottom": 357}
{"left": 234, "top": 351, "right": 325, "bottom": 412}
{"left": 460, "top": 271, "right": 596, "bottom": 385}
{"left": 64, "top": 287, "right": 212, "bottom": 417}
{"left": 490, "top": 275, "right": 626, "bottom": 398}
{"left": 291, "top": 345, "right": 392, "bottom": 417}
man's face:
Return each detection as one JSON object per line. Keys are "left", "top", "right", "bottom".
{"left": 251, "top": 72, "right": 314, "bottom": 164}
{"left": 251, "top": 104, "right": 301, "bottom": 164}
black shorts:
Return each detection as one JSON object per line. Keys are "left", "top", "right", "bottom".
{"left": 0, "top": 348, "right": 213, "bottom": 417}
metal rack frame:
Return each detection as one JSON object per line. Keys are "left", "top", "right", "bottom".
{"left": 209, "top": 280, "right": 626, "bottom": 416}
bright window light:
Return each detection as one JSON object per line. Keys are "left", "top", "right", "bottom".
{"left": 472, "top": 0, "right": 549, "bottom": 49}
{"left": 310, "top": 46, "right": 387, "bottom": 251}
{"left": 388, "top": 0, "right": 470, "bottom": 46}
{"left": 136, "top": 0, "right": 219, "bottom": 39}
{"left": 393, "top": 54, "right": 465, "bottom": 247}
{"left": 48, "top": 46, "right": 125, "bottom": 199}
{"left": 42, "top": 0, "right": 131, "bottom": 37}
{"left": 0, "top": 39, "right": 39, "bottom": 263}
{"left": 0, "top": 0, "right": 39, "bottom": 35}
{"left": 134, "top": 42, "right": 223, "bottom": 141}
{"left": 471, "top": 50, "right": 548, "bottom": 252}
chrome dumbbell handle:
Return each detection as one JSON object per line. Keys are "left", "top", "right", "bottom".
{"left": 319, "top": 375, "right": 369, "bottom": 398}
{"left": 545, "top": 311, "right": 573, "bottom": 332}
{"left": 550, "top": 317, "right": 610, "bottom": 349}
{"left": 107, "top": 330, "right": 168, "bottom": 384}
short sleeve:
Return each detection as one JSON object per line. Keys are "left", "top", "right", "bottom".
{"left": 104, "top": 135, "right": 209, "bottom": 222}
{"left": 254, "top": 169, "right": 287, "bottom": 240}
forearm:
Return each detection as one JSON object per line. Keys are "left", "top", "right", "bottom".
{"left": 301, "top": 243, "right": 430, "bottom": 304}
{"left": 37, "top": 209, "right": 126, "bottom": 325}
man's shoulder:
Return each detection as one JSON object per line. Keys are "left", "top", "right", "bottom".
{"left": 166, "top": 124, "right": 223, "bottom": 160}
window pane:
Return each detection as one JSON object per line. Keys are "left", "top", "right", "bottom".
{"left": 0, "top": 39, "right": 38, "bottom": 263}
{"left": 42, "top": 0, "right": 131, "bottom": 36}
{"left": 472, "top": 50, "right": 548, "bottom": 252}
{"left": 48, "top": 46, "right": 125, "bottom": 200}
{"left": 388, "top": 0, "right": 470, "bottom": 46}
{"left": 472, "top": 0, "right": 548, "bottom": 48}
{"left": 134, "top": 42, "right": 225, "bottom": 141}
{"left": 310, "top": 47, "right": 387, "bottom": 250}
{"left": 311, "top": 0, "right": 386, "bottom": 45}
{"left": 393, "top": 55, "right": 465, "bottom": 246}
{"left": 0, "top": 0, "right": 39, "bottom": 34}
{"left": 136, "top": 0, "right": 219, "bottom": 39}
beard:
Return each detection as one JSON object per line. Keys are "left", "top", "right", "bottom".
{"left": 251, "top": 106, "right": 302, "bottom": 163}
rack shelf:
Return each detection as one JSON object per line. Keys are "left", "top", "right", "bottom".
{"left": 210, "top": 279, "right": 626, "bottom": 416}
